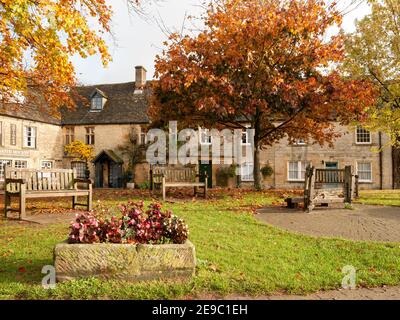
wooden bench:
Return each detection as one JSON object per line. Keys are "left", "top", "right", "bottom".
{"left": 4, "top": 168, "right": 92, "bottom": 219}
{"left": 304, "top": 166, "right": 357, "bottom": 213}
{"left": 150, "top": 166, "right": 208, "bottom": 201}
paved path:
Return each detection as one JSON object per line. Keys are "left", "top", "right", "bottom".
{"left": 1, "top": 211, "right": 79, "bottom": 226}
{"left": 225, "top": 286, "right": 400, "bottom": 300}
{"left": 256, "top": 204, "right": 400, "bottom": 242}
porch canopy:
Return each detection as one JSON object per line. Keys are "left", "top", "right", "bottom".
{"left": 92, "top": 150, "right": 124, "bottom": 188}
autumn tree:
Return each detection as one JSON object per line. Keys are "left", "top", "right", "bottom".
{"left": 0, "top": 0, "right": 150, "bottom": 115}
{"left": 342, "top": 0, "right": 400, "bottom": 146}
{"left": 65, "top": 140, "right": 94, "bottom": 178}
{"left": 151, "top": 0, "right": 377, "bottom": 190}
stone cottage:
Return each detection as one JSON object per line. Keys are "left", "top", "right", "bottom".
{"left": 0, "top": 66, "right": 151, "bottom": 189}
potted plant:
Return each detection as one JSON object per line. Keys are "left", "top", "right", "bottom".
{"left": 261, "top": 163, "right": 274, "bottom": 179}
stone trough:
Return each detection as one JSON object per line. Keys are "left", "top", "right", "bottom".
{"left": 54, "top": 240, "right": 196, "bottom": 282}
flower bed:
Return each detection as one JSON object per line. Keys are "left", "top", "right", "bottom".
{"left": 54, "top": 201, "right": 196, "bottom": 282}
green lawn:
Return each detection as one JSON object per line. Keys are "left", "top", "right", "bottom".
{"left": 357, "top": 189, "right": 400, "bottom": 206}
{"left": 1, "top": 190, "right": 400, "bottom": 299}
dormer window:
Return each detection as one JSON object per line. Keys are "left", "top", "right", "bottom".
{"left": 90, "top": 89, "right": 107, "bottom": 111}
{"left": 91, "top": 96, "right": 103, "bottom": 110}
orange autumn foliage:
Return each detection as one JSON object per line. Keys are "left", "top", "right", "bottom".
{"left": 0, "top": 0, "right": 144, "bottom": 116}
{"left": 151, "top": 0, "right": 378, "bottom": 189}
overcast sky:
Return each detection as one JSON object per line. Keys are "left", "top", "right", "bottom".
{"left": 72, "top": 0, "right": 371, "bottom": 85}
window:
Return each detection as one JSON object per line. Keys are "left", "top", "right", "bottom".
{"left": 23, "top": 126, "right": 37, "bottom": 148}
{"left": 140, "top": 131, "right": 147, "bottom": 145}
{"left": 85, "top": 127, "right": 95, "bottom": 145}
{"left": 41, "top": 161, "right": 53, "bottom": 169}
{"left": 288, "top": 161, "right": 309, "bottom": 181}
{"left": 65, "top": 127, "right": 75, "bottom": 145}
{"left": 357, "top": 161, "right": 372, "bottom": 182}
{"left": 241, "top": 130, "right": 251, "bottom": 145}
{"left": 10, "top": 124, "right": 16, "bottom": 146}
{"left": 14, "top": 160, "right": 27, "bottom": 168}
{"left": 71, "top": 161, "right": 87, "bottom": 179}
{"left": 91, "top": 96, "right": 103, "bottom": 110}
{"left": 240, "top": 162, "right": 254, "bottom": 181}
{"left": 0, "top": 160, "right": 12, "bottom": 180}
{"left": 294, "top": 139, "right": 306, "bottom": 145}
{"left": 356, "top": 126, "right": 371, "bottom": 144}
{"left": 199, "top": 128, "right": 212, "bottom": 145}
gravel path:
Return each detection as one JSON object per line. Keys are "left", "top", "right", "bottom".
{"left": 224, "top": 286, "right": 400, "bottom": 300}
{"left": 256, "top": 204, "right": 400, "bottom": 242}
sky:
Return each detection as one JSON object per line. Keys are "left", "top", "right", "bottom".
{"left": 72, "top": 0, "right": 372, "bottom": 85}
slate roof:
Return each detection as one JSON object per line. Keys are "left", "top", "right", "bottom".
{"left": 0, "top": 101, "right": 61, "bottom": 125}
{"left": 0, "top": 82, "right": 151, "bottom": 126}
{"left": 61, "top": 82, "right": 151, "bottom": 125}
{"left": 92, "top": 149, "right": 124, "bottom": 164}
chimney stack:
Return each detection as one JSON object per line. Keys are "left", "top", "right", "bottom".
{"left": 135, "top": 66, "right": 147, "bottom": 89}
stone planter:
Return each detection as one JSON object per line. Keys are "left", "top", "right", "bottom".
{"left": 54, "top": 240, "right": 196, "bottom": 282}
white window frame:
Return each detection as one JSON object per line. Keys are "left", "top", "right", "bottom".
{"left": 294, "top": 139, "right": 306, "bottom": 145}
{"left": 287, "top": 161, "right": 309, "bottom": 182}
{"left": 14, "top": 160, "right": 27, "bottom": 168}
{"left": 91, "top": 96, "right": 103, "bottom": 111}
{"left": 85, "top": 127, "right": 95, "bottom": 145}
{"left": 355, "top": 126, "right": 371, "bottom": 145}
{"left": 240, "top": 162, "right": 254, "bottom": 182}
{"left": 10, "top": 123, "right": 16, "bottom": 146}
{"left": 199, "top": 128, "right": 212, "bottom": 145}
{"left": 0, "top": 159, "right": 12, "bottom": 180}
{"left": 41, "top": 161, "right": 53, "bottom": 169}
{"left": 140, "top": 131, "right": 147, "bottom": 145}
{"left": 356, "top": 161, "right": 372, "bottom": 183}
{"left": 23, "top": 126, "right": 37, "bottom": 148}
{"left": 65, "top": 127, "right": 75, "bottom": 145}
{"left": 241, "top": 128, "right": 252, "bottom": 146}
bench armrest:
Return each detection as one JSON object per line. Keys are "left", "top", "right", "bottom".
{"left": 73, "top": 178, "right": 93, "bottom": 184}
{"left": 5, "top": 178, "right": 26, "bottom": 184}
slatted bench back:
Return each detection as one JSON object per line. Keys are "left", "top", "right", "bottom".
{"left": 5, "top": 168, "right": 77, "bottom": 193}
{"left": 152, "top": 166, "right": 196, "bottom": 183}
{"left": 314, "top": 169, "right": 345, "bottom": 185}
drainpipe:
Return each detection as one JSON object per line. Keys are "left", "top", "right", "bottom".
{"left": 379, "top": 131, "right": 383, "bottom": 190}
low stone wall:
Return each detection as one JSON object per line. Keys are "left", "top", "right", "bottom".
{"left": 54, "top": 241, "right": 196, "bottom": 282}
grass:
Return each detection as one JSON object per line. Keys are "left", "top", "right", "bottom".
{"left": 357, "top": 189, "right": 400, "bottom": 206}
{"left": 1, "top": 189, "right": 400, "bottom": 299}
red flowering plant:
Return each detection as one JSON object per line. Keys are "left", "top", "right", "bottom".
{"left": 68, "top": 212, "right": 101, "bottom": 244}
{"left": 67, "top": 201, "right": 189, "bottom": 244}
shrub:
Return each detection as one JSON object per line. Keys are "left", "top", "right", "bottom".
{"left": 68, "top": 201, "right": 189, "bottom": 245}
{"left": 216, "top": 165, "right": 236, "bottom": 187}
{"left": 137, "top": 181, "right": 150, "bottom": 190}
{"left": 261, "top": 163, "right": 274, "bottom": 178}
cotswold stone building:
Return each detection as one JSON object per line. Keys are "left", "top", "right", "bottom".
{"left": 0, "top": 66, "right": 398, "bottom": 190}
{"left": 0, "top": 66, "right": 150, "bottom": 189}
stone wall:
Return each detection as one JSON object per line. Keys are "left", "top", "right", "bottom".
{"left": 63, "top": 124, "right": 144, "bottom": 182}
{"left": 258, "top": 124, "right": 392, "bottom": 190}
{"left": 0, "top": 115, "right": 64, "bottom": 173}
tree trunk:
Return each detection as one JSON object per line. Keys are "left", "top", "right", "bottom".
{"left": 253, "top": 109, "right": 263, "bottom": 191}
{"left": 253, "top": 145, "right": 262, "bottom": 190}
